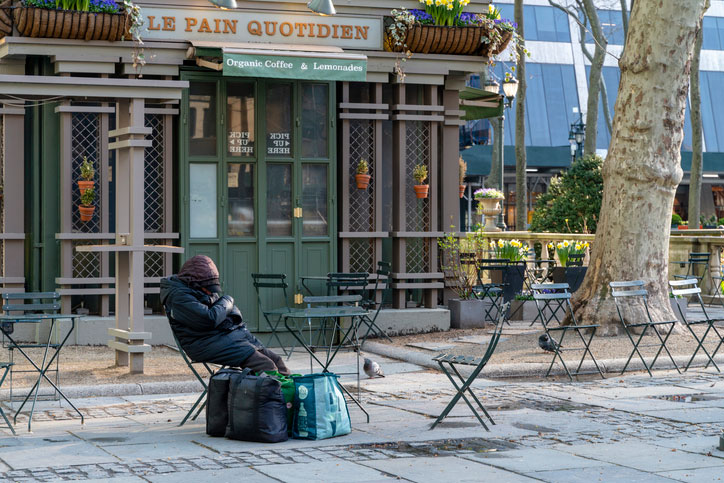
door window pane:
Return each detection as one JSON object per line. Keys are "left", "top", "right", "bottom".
{"left": 227, "top": 82, "right": 255, "bottom": 157}
{"left": 302, "top": 164, "right": 328, "bottom": 236}
{"left": 228, "top": 163, "right": 254, "bottom": 237}
{"left": 301, "top": 84, "right": 328, "bottom": 158}
{"left": 267, "top": 163, "right": 292, "bottom": 237}
{"left": 189, "top": 82, "right": 217, "bottom": 157}
{"left": 265, "top": 83, "right": 293, "bottom": 157}
{"left": 190, "top": 163, "right": 217, "bottom": 238}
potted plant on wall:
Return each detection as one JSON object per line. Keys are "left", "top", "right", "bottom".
{"left": 439, "top": 230, "right": 484, "bottom": 329}
{"left": 550, "top": 240, "right": 589, "bottom": 292}
{"left": 413, "top": 164, "right": 429, "bottom": 198}
{"left": 671, "top": 213, "right": 682, "bottom": 230}
{"left": 459, "top": 156, "right": 467, "bottom": 198}
{"left": 487, "top": 236, "right": 528, "bottom": 302}
{"left": 78, "top": 187, "right": 95, "bottom": 222}
{"left": 78, "top": 156, "right": 95, "bottom": 195}
{"left": 355, "top": 159, "right": 371, "bottom": 189}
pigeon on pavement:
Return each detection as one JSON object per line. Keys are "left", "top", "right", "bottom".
{"left": 363, "top": 358, "right": 385, "bottom": 378}
{"left": 538, "top": 333, "right": 560, "bottom": 353}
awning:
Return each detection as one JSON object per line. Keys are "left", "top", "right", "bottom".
{"left": 461, "top": 145, "right": 572, "bottom": 176}
{"left": 459, "top": 86, "right": 503, "bottom": 120}
{"left": 189, "top": 41, "right": 367, "bottom": 82}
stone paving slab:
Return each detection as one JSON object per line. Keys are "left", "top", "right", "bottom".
{"left": 531, "top": 464, "right": 680, "bottom": 482}
{"left": 253, "top": 460, "right": 395, "bottom": 482}
{"left": 146, "top": 467, "right": 275, "bottom": 482}
{"left": 361, "top": 455, "right": 537, "bottom": 482}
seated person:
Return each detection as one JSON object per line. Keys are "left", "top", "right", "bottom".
{"left": 160, "top": 255, "right": 290, "bottom": 376}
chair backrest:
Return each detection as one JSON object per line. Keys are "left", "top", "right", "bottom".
{"left": 669, "top": 278, "right": 705, "bottom": 321}
{"left": 364, "top": 261, "right": 391, "bottom": 315}
{"left": 609, "top": 280, "right": 654, "bottom": 327}
{"left": 2, "top": 292, "right": 60, "bottom": 314}
{"left": 531, "top": 283, "right": 573, "bottom": 328}
{"left": 327, "top": 272, "right": 370, "bottom": 302}
{"left": 567, "top": 253, "right": 584, "bottom": 267}
{"left": 251, "top": 273, "right": 290, "bottom": 311}
{"left": 480, "top": 301, "right": 509, "bottom": 365}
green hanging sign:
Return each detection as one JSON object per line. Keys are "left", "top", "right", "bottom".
{"left": 223, "top": 53, "right": 366, "bottom": 81}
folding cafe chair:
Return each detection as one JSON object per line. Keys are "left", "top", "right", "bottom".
{"left": 358, "top": 261, "right": 394, "bottom": 344}
{"left": 669, "top": 278, "right": 724, "bottom": 371}
{"left": 609, "top": 281, "right": 680, "bottom": 376}
{"left": 430, "top": 302, "right": 508, "bottom": 431}
{"left": 167, "top": 331, "right": 224, "bottom": 427}
{"left": 473, "top": 258, "right": 508, "bottom": 323}
{"left": 531, "top": 283, "right": 604, "bottom": 380}
{"left": 251, "top": 273, "right": 297, "bottom": 357}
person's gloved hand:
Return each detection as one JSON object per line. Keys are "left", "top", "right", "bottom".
{"left": 215, "top": 294, "right": 234, "bottom": 314}
{"left": 228, "top": 306, "right": 243, "bottom": 326}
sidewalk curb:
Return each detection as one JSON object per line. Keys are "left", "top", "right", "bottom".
{"left": 0, "top": 380, "right": 203, "bottom": 401}
{"left": 362, "top": 340, "right": 724, "bottom": 378}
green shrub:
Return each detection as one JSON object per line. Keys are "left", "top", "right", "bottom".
{"left": 672, "top": 213, "right": 683, "bottom": 226}
{"left": 719, "top": 218, "right": 724, "bottom": 226}
{"left": 530, "top": 154, "right": 604, "bottom": 233}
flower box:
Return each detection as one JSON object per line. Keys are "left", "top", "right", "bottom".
{"left": 385, "top": 23, "right": 512, "bottom": 56}
{"left": 12, "top": 7, "right": 130, "bottom": 41}
{"left": 449, "top": 298, "right": 485, "bottom": 329}
{"left": 551, "top": 266, "right": 587, "bottom": 293}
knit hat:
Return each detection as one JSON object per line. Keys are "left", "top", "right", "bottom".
{"left": 178, "top": 255, "right": 220, "bottom": 289}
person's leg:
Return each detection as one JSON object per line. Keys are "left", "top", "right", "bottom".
{"left": 258, "top": 347, "right": 291, "bottom": 376}
{"left": 240, "top": 349, "right": 279, "bottom": 373}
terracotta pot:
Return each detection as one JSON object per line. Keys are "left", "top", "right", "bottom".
{"left": 78, "top": 204, "right": 95, "bottom": 222}
{"left": 413, "top": 184, "right": 429, "bottom": 199}
{"left": 355, "top": 174, "right": 371, "bottom": 190}
{"left": 459, "top": 185, "right": 466, "bottom": 198}
{"left": 77, "top": 180, "right": 95, "bottom": 195}
{"left": 384, "top": 24, "right": 512, "bottom": 57}
{"left": 12, "top": 7, "right": 131, "bottom": 41}
{"left": 678, "top": 225, "right": 688, "bottom": 230}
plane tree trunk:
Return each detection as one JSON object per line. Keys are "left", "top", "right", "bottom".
{"left": 570, "top": 0, "right": 709, "bottom": 335}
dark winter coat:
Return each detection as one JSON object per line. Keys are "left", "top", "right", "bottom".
{"left": 160, "top": 275, "right": 262, "bottom": 365}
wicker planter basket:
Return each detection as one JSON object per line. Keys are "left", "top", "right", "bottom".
{"left": 12, "top": 7, "right": 130, "bottom": 41}
{"left": 385, "top": 24, "right": 512, "bottom": 56}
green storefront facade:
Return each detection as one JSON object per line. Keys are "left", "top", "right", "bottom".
{"left": 0, "top": 0, "right": 491, "bottom": 339}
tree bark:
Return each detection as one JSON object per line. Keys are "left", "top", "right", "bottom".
{"left": 514, "top": 0, "right": 527, "bottom": 230}
{"left": 570, "top": 0, "right": 709, "bottom": 335}
{"left": 689, "top": 25, "right": 704, "bottom": 228}
{"left": 581, "top": 0, "right": 607, "bottom": 156}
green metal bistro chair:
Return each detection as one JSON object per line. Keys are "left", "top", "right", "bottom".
{"left": 430, "top": 302, "right": 508, "bottom": 431}
{"left": 669, "top": 279, "right": 724, "bottom": 372}
{"left": 531, "top": 283, "right": 604, "bottom": 380}
{"left": 610, "top": 280, "right": 680, "bottom": 377}
{"left": 0, "top": 362, "right": 15, "bottom": 434}
{"left": 473, "top": 258, "right": 508, "bottom": 323}
{"left": 251, "top": 273, "right": 297, "bottom": 357}
{"left": 673, "top": 253, "right": 714, "bottom": 302}
{"left": 168, "top": 330, "right": 224, "bottom": 427}
{"left": 358, "top": 261, "right": 393, "bottom": 344}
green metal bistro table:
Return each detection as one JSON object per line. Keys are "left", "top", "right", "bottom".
{"left": 283, "top": 300, "right": 370, "bottom": 422}
{"left": 0, "top": 313, "right": 84, "bottom": 432}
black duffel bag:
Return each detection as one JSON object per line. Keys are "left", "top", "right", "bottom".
{"left": 225, "top": 368, "right": 288, "bottom": 443}
{"left": 206, "top": 368, "right": 237, "bottom": 437}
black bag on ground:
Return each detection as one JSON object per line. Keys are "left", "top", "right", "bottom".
{"left": 225, "top": 368, "right": 288, "bottom": 443}
{"left": 206, "top": 368, "right": 238, "bottom": 437}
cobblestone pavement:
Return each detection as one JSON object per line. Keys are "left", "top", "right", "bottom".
{"left": 1, "top": 354, "right": 723, "bottom": 482}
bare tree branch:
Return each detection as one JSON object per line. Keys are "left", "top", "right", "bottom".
{"left": 619, "top": 0, "right": 629, "bottom": 40}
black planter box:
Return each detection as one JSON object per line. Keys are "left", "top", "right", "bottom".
{"left": 551, "top": 266, "right": 587, "bottom": 293}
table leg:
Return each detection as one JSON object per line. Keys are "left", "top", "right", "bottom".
{"left": 9, "top": 319, "right": 84, "bottom": 431}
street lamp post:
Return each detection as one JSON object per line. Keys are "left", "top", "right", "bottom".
{"left": 568, "top": 107, "right": 585, "bottom": 163}
{"left": 493, "top": 78, "right": 519, "bottom": 230}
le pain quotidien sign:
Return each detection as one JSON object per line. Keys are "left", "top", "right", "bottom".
{"left": 141, "top": 7, "right": 383, "bottom": 50}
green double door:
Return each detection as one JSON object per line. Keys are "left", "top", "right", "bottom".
{"left": 180, "top": 73, "right": 336, "bottom": 330}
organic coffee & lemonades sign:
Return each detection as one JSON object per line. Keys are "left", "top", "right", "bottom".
{"left": 141, "top": 7, "right": 382, "bottom": 50}
{"left": 223, "top": 53, "right": 366, "bottom": 81}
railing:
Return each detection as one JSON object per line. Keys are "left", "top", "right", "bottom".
{"left": 449, "top": 230, "right": 724, "bottom": 296}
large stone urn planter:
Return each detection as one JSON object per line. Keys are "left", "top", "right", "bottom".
{"left": 448, "top": 298, "right": 485, "bottom": 329}
{"left": 477, "top": 197, "right": 503, "bottom": 232}
{"left": 12, "top": 7, "right": 131, "bottom": 41}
